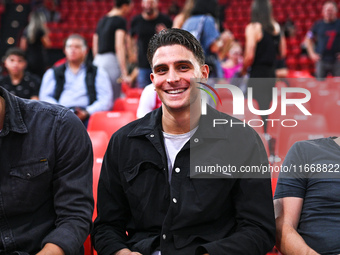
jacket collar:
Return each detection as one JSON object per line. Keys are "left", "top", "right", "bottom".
{"left": 128, "top": 107, "right": 163, "bottom": 137}
{"left": 0, "top": 87, "right": 28, "bottom": 136}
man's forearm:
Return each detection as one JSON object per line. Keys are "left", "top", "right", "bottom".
{"left": 36, "top": 243, "right": 65, "bottom": 255}
{"left": 305, "top": 37, "right": 316, "bottom": 57}
{"left": 115, "top": 248, "right": 142, "bottom": 255}
{"left": 276, "top": 224, "right": 319, "bottom": 255}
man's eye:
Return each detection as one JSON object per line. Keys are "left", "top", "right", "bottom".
{"left": 179, "top": 65, "right": 189, "bottom": 71}
{"left": 156, "top": 67, "right": 167, "bottom": 74}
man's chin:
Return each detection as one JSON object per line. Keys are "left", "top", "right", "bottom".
{"left": 145, "top": 10, "right": 154, "bottom": 16}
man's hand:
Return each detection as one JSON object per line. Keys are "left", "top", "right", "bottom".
{"left": 74, "top": 108, "right": 90, "bottom": 121}
{"left": 310, "top": 52, "right": 320, "bottom": 63}
{"left": 36, "top": 243, "right": 65, "bottom": 255}
{"left": 115, "top": 248, "right": 143, "bottom": 255}
{"left": 336, "top": 53, "right": 340, "bottom": 60}
{"left": 156, "top": 23, "right": 167, "bottom": 33}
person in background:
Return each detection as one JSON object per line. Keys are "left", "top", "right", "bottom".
{"left": 0, "top": 85, "right": 93, "bottom": 254}
{"left": 275, "top": 32, "right": 288, "bottom": 79}
{"left": 39, "top": 34, "right": 113, "bottom": 126}
{"left": 182, "top": 0, "right": 233, "bottom": 78}
{"left": 136, "top": 83, "right": 162, "bottom": 118}
{"left": 221, "top": 41, "right": 243, "bottom": 80}
{"left": 0, "top": 47, "right": 40, "bottom": 100}
{"left": 130, "top": 0, "right": 172, "bottom": 88}
{"left": 172, "top": 0, "right": 194, "bottom": 29}
{"left": 92, "top": 0, "right": 132, "bottom": 102}
{"left": 20, "top": 10, "right": 51, "bottom": 78}
{"left": 305, "top": 1, "right": 340, "bottom": 79}
{"left": 274, "top": 137, "right": 340, "bottom": 254}
{"left": 241, "top": 0, "right": 283, "bottom": 131}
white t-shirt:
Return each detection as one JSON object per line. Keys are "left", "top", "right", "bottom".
{"left": 162, "top": 126, "right": 198, "bottom": 183}
{"left": 152, "top": 127, "right": 197, "bottom": 255}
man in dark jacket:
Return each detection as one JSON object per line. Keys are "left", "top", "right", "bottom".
{"left": 92, "top": 28, "right": 275, "bottom": 255}
{"left": 0, "top": 86, "right": 93, "bottom": 255}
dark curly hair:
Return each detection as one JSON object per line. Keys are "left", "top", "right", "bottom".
{"left": 147, "top": 28, "right": 205, "bottom": 68}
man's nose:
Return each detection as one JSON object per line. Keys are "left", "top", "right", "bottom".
{"left": 167, "top": 68, "right": 180, "bottom": 83}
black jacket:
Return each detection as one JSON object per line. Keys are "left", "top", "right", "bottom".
{"left": 92, "top": 106, "right": 275, "bottom": 255}
{"left": 0, "top": 87, "right": 93, "bottom": 255}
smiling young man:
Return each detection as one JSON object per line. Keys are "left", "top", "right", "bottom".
{"left": 92, "top": 28, "right": 275, "bottom": 255}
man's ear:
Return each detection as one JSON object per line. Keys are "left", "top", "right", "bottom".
{"left": 150, "top": 72, "right": 154, "bottom": 83}
{"left": 201, "top": 64, "right": 209, "bottom": 80}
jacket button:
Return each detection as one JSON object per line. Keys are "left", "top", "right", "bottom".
{"left": 172, "top": 198, "right": 177, "bottom": 203}
{"left": 162, "top": 234, "right": 166, "bottom": 240}
{"left": 150, "top": 134, "right": 154, "bottom": 137}
{"left": 26, "top": 173, "right": 31, "bottom": 179}
{"left": 175, "top": 167, "right": 180, "bottom": 173}
{"left": 194, "top": 138, "right": 199, "bottom": 143}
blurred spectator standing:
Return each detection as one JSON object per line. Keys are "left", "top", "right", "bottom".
{"left": 92, "top": 0, "right": 132, "bottom": 101}
{"left": 242, "top": 0, "right": 283, "bottom": 131}
{"left": 305, "top": 1, "right": 340, "bottom": 79}
{"left": 172, "top": 0, "right": 194, "bottom": 29}
{"left": 283, "top": 16, "right": 296, "bottom": 38}
{"left": 136, "top": 83, "right": 162, "bottom": 118}
{"left": 221, "top": 41, "right": 243, "bottom": 80}
{"left": 0, "top": 47, "right": 40, "bottom": 100}
{"left": 32, "top": 0, "right": 61, "bottom": 22}
{"left": 20, "top": 10, "right": 51, "bottom": 78}
{"left": 182, "top": 0, "right": 233, "bottom": 78}
{"left": 39, "top": 34, "right": 113, "bottom": 126}
{"left": 130, "top": 0, "right": 172, "bottom": 88}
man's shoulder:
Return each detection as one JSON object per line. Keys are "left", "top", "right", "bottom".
{"left": 24, "top": 72, "right": 41, "bottom": 83}
{"left": 312, "top": 20, "right": 323, "bottom": 29}
{"left": 131, "top": 14, "right": 143, "bottom": 24}
{"left": 293, "top": 137, "right": 336, "bottom": 151}
{"left": 158, "top": 13, "right": 172, "bottom": 20}
{"left": 112, "top": 108, "right": 160, "bottom": 139}
{"left": 157, "top": 13, "right": 173, "bottom": 25}
{"left": 335, "top": 19, "right": 340, "bottom": 27}
{"left": 18, "top": 96, "right": 70, "bottom": 118}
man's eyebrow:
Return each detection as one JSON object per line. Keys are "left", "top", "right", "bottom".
{"left": 153, "top": 64, "right": 166, "bottom": 70}
{"left": 153, "top": 60, "right": 193, "bottom": 70}
{"left": 176, "top": 60, "right": 194, "bottom": 66}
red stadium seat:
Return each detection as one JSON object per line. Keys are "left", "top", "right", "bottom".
{"left": 309, "top": 89, "right": 339, "bottom": 114}
{"left": 125, "top": 88, "right": 144, "bottom": 98}
{"left": 92, "top": 157, "right": 103, "bottom": 221}
{"left": 88, "top": 130, "right": 110, "bottom": 159}
{"left": 87, "top": 111, "right": 136, "bottom": 137}
{"left": 113, "top": 98, "right": 140, "bottom": 117}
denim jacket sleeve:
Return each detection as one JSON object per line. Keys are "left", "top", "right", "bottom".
{"left": 41, "top": 110, "right": 94, "bottom": 255}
